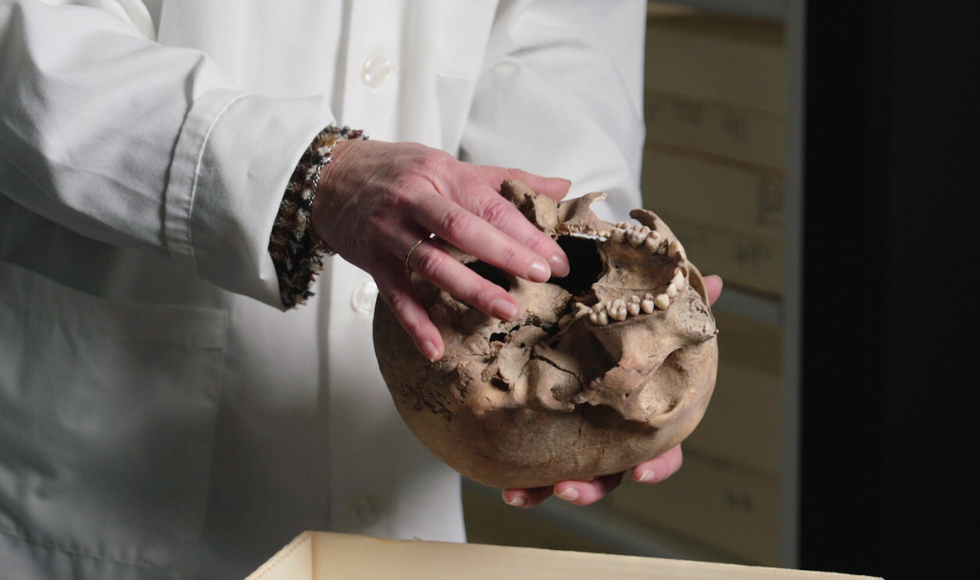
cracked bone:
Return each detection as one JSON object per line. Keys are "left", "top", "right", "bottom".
{"left": 373, "top": 179, "right": 718, "bottom": 489}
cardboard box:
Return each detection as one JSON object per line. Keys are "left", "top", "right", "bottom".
{"left": 662, "top": 213, "right": 783, "bottom": 296}
{"left": 645, "top": 12, "right": 786, "bottom": 114}
{"left": 685, "top": 311, "right": 784, "bottom": 475}
{"left": 607, "top": 450, "right": 783, "bottom": 566}
{"left": 247, "top": 531, "right": 880, "bottom": 580}
{"left": 645, "top": 92, "right": 786, "bottom": 168}
{"left": 685, "top": 362, "right": 783, "bottom": 476}
{"left": 642, "top": 149, "right": 785, "bottom": 239}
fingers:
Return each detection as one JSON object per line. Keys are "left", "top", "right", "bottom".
{"left": 502, "top": 486, "right": 553, "bottom": 509}
{"left": 703, "top": 275, "right": 723, "bottom": 306}
{"left": 631, "top": 444, "right": 684, "bottom": 484}
{"left": 411, "top": 188, "right": 569, "bottom": 280}
{"left": 372, "top": 261, "right": 445, "bottom": 361}
{"left": 551, "top": 472, "right": 625, "bottom": 506}
{"left": 405, "top": 239, "right": 521, "bottom": 322}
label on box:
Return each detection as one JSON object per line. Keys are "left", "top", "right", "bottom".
{"left": 661, "top": 214, "right": 784, "bottom": 296}
{"left": 645, "top": 93, "right": 786, "bottom": 168}
{"left": 607, "top": 450, "right": 783, "bottom": 566}
{"left": 642, "top": 150, "right": 785, "bottom": 239}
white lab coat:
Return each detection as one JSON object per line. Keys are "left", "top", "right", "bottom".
{"left": 0, "top": 0, "right": 646, "bottom": 578}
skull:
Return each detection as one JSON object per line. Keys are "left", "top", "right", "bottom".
{"left": 373, "top": 180, "right": 718, "bottom": 489}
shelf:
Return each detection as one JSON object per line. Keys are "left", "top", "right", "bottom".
{"left": 651, "top": 0, "right": 789, "bottom": 21}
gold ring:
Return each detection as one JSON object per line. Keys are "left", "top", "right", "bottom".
{"left": 404, "top": 238, "right": 427, "bottom": 270}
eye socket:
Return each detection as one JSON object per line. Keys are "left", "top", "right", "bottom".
{"left": 549, "top": 236, "right": 604, "bottom": 297}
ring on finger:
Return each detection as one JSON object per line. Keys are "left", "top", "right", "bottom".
{"left": 404, "top": 236, "right": 430, "bottom": 270}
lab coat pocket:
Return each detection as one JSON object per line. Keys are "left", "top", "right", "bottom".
{"left": 0, "top": 261, "right": 227, "bottom": 568}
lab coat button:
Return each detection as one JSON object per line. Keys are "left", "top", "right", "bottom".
{"left": 361, "top": 54, "right": 393, "bottom": 87}
{"left": 351, "top": 280, "right": 379, "bottom": 314}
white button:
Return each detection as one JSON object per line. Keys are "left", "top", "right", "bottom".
{"left": 348, "top": 495, "right": 384, "bottom": 527}
{"left": 351, "top": 280, "right": 379, "bottom": 315}
{"left": 361, "top": 54, "right": 393, "bottom": 88}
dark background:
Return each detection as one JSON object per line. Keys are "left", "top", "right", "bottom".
{"left": 801, "top": 0, "right": 978, "bottom": 578}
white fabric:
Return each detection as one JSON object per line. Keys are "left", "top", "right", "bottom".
{"left": 0, "top": 0, "right": 646, "bottom": 578}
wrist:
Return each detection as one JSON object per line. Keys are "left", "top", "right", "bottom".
{"left": 310, "top": 137, "right": 361, "bottom": 246}
{"left": 268, "top": 125, "right": 367, "bottom": 307}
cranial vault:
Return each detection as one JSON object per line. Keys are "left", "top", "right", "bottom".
{"left": 373, "top": 180, "right": 719, "bottom": 489}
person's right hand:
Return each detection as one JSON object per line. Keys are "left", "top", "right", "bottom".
{"left": 311, "top": 139, "right": 572, "bottom": 362}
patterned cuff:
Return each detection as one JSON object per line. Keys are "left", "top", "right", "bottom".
{"left": 268, "top": 125, "right": 366, "bottom": 308}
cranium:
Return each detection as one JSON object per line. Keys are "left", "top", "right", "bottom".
{"left": 373, "top": 180, "right": 718, "bottom": 489}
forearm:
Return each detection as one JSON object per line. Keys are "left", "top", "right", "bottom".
{"left": 0, "top": 0, "right": 334, "bottom": 305}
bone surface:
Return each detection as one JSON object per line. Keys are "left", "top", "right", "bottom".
{"left": 373, "top": 180, "right": 718, "bottom": 489}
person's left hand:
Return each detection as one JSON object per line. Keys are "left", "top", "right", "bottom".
{"left": 501, "top": 274, "right": 724, "bottom": 508}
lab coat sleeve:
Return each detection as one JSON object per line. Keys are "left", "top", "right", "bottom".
{"left": 461, "top": 0, "right": 647, "bottom": 222}
{"left": 0, "top": 0, "right": 335, "bottom": 306}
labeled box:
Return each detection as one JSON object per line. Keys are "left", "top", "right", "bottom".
{"left": 645, "top": 11, "right": 786, "bottom": 115}
{"left": 662, "top": 213, "right": 784, "bottom": 296}
{"left": 607, "top": 450, "right": 783, "bottom": 566}
{"left": 642, "top": 150, "right": 784, "bottom": 239}
{"left": 645, "top": 93, "right": 786, "bottom": 168}
{"left": 685, "top": 311, "right": 784, "bottom": 475}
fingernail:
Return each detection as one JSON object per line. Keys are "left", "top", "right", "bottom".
{"left": 549, "top": 253, "right": 570, "bottom": 278}
{"left": 528, "top": 260, "right": 551, "bottom": 282}
{"left": 556, "top": 487, "right": 580, "bottom": 503}
{"left": 636, "top": 470, "right": 656, "bottom": 483}
{"left": 421, "top": 341, "right": 439, "bottom": 362}
{"left": 492, "top": 299, "right": 520, "bottom": 321}
{"left": 503, "top": 493, "right": 527, "bottom": 508}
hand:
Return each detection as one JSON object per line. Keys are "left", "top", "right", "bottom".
{"left": 501, "top": 275, "right": 724, "bottom": 508}
{"left": 312, "top": 139, "right": 571, "bottom": 361}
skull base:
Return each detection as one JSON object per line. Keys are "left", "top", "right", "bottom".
{"left": 373, "top": 181, "right": 718, "bottom": 489}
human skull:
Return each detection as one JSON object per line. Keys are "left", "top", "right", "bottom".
{"left": 373, "top": 180, "right": 718, "bottom": 489}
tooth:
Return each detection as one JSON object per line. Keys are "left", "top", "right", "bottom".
{"left": 667, "top": 283, "right": 678, "bottom": 298}
{"left": 668, "top": 240, "right": 682, "bottom": 258}
{"left": 627, "top": 301, "right": 641, "bottom": 316}
{"left": 609, "top": 302, "right": 627, "bottom": 321}
{"left": 645, "top": 231, "right": 663, "bottom": 250}
{"left": 593, "top": 302, "right": 606, "bottom": 313}
{"left": 598, "top": 311, "right": 608, "bottom": 325}
{"left": 629, "top": 295, "right": 640, "bottom": 303}
{"left": 672, "top": 270, "right": 687, "bottom": 291}
{"left": 655, "top": 294, "right": 670, "bottom": 310}
{"left": 611, "top": 228, "right": 626, "bottom": 243}
{"left": 641, "top": 293, "right": 655, "bottom": 314}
